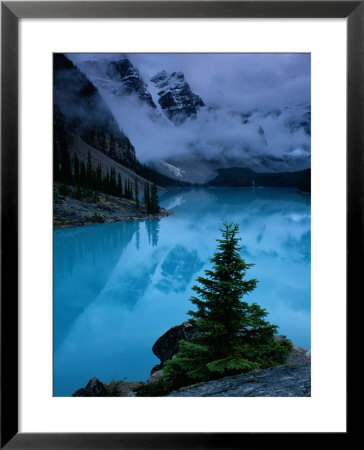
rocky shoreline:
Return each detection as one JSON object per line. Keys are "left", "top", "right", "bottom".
{"left": 54, "top": 187, "right": 172, "bottom": 228}
{"left": 167, "top": 363, "right": 311, "bottom": 397}
{"left": 72, "top": 321, "right": 311, "bottom": 398}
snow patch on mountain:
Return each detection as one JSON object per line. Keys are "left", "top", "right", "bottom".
{"left": 147, "top": 80, "right": 173, "bottom": 125}
{"left": 160, "top": 160, "right": 186, "bottom": 178}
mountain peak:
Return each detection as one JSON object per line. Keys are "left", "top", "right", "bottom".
{"left": 150, "top": 70, "right": 205, "bottom": 124}
{"left": 77, "top": 56, "right": 157, "bottom": 110}
{"left": 106, "top": 58, "right": 134, "bottom": 79}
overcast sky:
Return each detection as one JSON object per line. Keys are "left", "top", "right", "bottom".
{"left": 70, "top": 53, "right": 310, "bottom": 112}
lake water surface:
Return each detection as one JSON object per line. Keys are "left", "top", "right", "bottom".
{"left": 54, "top": 187, "right": 310, "bottom": 396}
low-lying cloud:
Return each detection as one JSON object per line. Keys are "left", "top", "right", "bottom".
{"left": 100, "top": 90, "right": 310, "bottom": 172}
{"left": 68, "top": 53, "right": 311, "bottom": 174}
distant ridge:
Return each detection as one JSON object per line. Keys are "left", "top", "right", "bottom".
{"left": 209, "top": 167, "right": 311, "bottom": 192}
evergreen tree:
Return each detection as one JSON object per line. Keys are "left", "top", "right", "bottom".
{"left": 53, "top": 147, "right": 61, "bottom": 182}
{"left": 144, "top": 182, "right": 151, "bottom": 212}
{"left": 124, "top": 180, "right": 128, "bottom": 199}
{"left": 117, "top": 173, "right": 123, "bottom": 198}
{"left": 110, "top": 167, "right": 117, "bottom": 196}
{"left": 86, "top": 150, "right": 93, "bottom": 187}
{"left": 129, "top": 180, "right": 133, "bottom": 201}
{"left": 75, "top": 185, "right": 82, "bottom": 200}
{"left": 60, "top": 145, "right": 73, "bottom": 185}
{"left": 163, "top": 223, "right": 291, "bottom": 386}
{"left": 96, "top": 164, "right": 102, "bottom": 191}
{"left": 73, "top": 153, "right": 80, "bottom": 186}
{"left": 53, "top": 109, "right": 67, "bottom": 182}
{"left": 124, "top": 180, "right": 129, "bottom": 199}
{"left": 149, "top": 183, "right": 160, "bottom": 214}
{"left": 80, "top": 160, "right": 86, "bottom": 186}
{"left": 134, "top": 179, "right": 139, "bottom": 207}
{"left": 103, "top": 169, "right": 110, "bottom": 194}
{"left": 54, "top": 154, "right": 60, "bottom": 181}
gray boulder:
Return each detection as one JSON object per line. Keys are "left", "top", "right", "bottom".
{"left": 105, "top": 380, "right": 143, "bottom": 397}
{"left": 152, "top": 320, "right": 200, "bottom": 362}
{"left": 146, "top": 369, "right": 164, "bottom": 384}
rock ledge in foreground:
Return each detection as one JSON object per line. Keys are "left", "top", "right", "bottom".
{"left": 166, "top": 363, "right": 311, "bottom": 397}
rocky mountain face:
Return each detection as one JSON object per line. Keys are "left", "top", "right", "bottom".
{"left": 79, "top": 56, "right": 157, "bottom": 110}
{"left": 150, "top": 70, "right": 205, "bottom": 124}
{"left": 76, "top": 56, "right": 205, "bottom": 123}
{"left": 68, "top": 54, "right": 311, "bottom": 183}
{"left": 107, "top": 59, "right": 157, "bottom": 108}
{"left": 54, "top": 53, "right": 137, "bottom": 169}
{"left": 78, "top": 57, "right": 205, "bottom": 124}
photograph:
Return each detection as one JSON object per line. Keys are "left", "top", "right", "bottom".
{"left": 53, "top": 52, "right": 311, "bottom": 398}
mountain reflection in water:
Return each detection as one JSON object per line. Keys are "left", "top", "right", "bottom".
{"left": 54, "top": 187, "right": 310, "bottom": 396}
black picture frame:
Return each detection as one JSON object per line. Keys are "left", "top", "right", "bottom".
{"left": 1, "top": 1, "right": 356, "bottom": 448}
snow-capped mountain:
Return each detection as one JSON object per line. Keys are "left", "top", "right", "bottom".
{"left": 68, "top": 54, "right": 311, "bottom": 183}
{"left": 150, "top": 70, "right": 205, "bottom": 124}
{"left": 77, "top": 56, "right": 205, "bottom": 125}
{"left": 106, "top": 58, "right": 157, "bottom": 109}
{"left": 77, "top": 56, "right": 157, "bottom": 111}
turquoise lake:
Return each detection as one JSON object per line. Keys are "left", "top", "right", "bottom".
{"left": 53, "top": 187, "right": 311, "bottom": 396}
